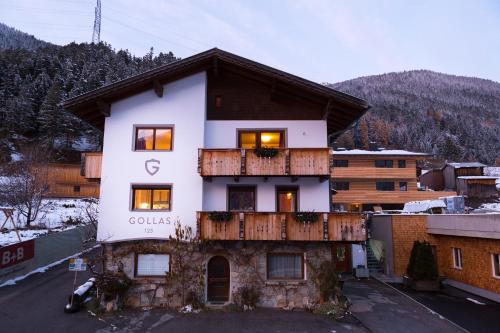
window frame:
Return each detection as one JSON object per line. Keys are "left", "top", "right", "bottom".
{"left": 332, "top": 181, "right": 350, "bottom": 191}
{"left": 134, "top": 253, "right": 171, "bottom": 278}
{"left": 492, "top": 253, "right": 500, "bottom": 279}
{"left": 275, "top": 186, "right": 299, "bottom": 212}
{"left": 133, "top": 125, "right": 174, "bottom": 151}
{"left": 266, "top": 252, "right": 305, "bottom": 280}
{"left": 131, "top": 184, "right": 172, "bottom": 211}
{"left": 374, "top": 159, "right": 394, "bottom": 168}
{"left": 227, "top": 185, "right": 256, "bottom": 212}
{"left": 452, "top": 247, "right": 462, "bottom": 269}
{"left": 399, "top": 182, "right": 408, "bottom": 191}
{"left": 398, "top": 160, "right": 406, "bottom": 168}
{"left": 333, "top": 160, "right": 349, "bottom": 168}
{"left": 237, "top": 129, "right": 286, "bottom": 149}
{"left": 376, "top": 181, "right": 395, "bottom": 191}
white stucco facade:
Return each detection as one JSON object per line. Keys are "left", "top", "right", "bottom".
{"left": 97, "top": 71, "right": 331, "bottom": 243}
{"left": 97, "top": 72, "right": 206, "bottom": 242}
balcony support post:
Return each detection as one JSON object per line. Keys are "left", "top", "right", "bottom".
{"left": 285, "top": 149, "right": 290, "bottom": 175}
{"left": 281, "top": 214, "right": 287, "bottom": 240}
{"left": 196, "top": 212, "right": 201, "bottom": 239}
{"left": 197, "top": 149, "right": 202, "bottom": 175}
{"left": 240, "top": 149, "right": 246, "bottom": 175}
{"left": 239, "top": 213, "right": 245, "bottom": 240}
{"left": 323, "top": 213, "right": 329, "bottom": 240}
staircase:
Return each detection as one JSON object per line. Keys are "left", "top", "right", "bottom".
{"left": 366, "top": 242, "right": 384, "bottom": 274}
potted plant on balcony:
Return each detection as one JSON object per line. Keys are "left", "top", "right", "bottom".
{"left": 254, "top": 147, "right": 279, "bottom": 158}
{"left": 208, "top": 211, "right": 233, "bottom": 222}
{"left": 293, "top": 211, "right": 319, "bottom": 228}
{"left": 405, "top": 241, "right": 440, "bottom": 291}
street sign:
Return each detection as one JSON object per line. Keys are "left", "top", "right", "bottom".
{"left": 69, "top": 258, "right": 87, "bottom": 271}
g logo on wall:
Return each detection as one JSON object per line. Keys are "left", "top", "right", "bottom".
{"left": 145, "top": 159, "right": 160, "bottom": 176}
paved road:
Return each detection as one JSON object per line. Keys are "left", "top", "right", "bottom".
{"left": 343, "top": 278, "right": 465, "bottom": 333}
{"left": 0, "top": 249, "right": 367, "bottom": 333}
{"left": 391, "top": 283, "right": 500, "bottom": 333}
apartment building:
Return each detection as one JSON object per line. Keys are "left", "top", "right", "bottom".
{"left": 63, "top": 48, "right": 369, "bottom": 308}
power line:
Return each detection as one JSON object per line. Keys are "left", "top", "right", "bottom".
{"left": 91, "top": 0, "right": 101, "bottom": 43}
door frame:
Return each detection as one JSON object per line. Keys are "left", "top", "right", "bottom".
{"left": 206, "top": 255, "right": 231, "bottom": 303}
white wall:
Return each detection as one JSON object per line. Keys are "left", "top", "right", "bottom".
{"left": 204, "top": 120, "right": 327, "bottom": 148}
{"left": 202, "top": 177, "right": 330, "bottom": 212}
{"left": 97, "top": 72, "right": 206, "bottom": 242}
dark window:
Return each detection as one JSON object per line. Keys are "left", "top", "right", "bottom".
{"left": 73, "top": 185, "right": 81, "bottom": 193}
{"left": 376, "top": 181, "right": 395, "bottom": 191}
{"left": 492, "top": 254, "right": 500, "bottom": 278}
{"left": 238, "top": 130, "right": 285, "bottom": 149}
{"left": 267, "top": 253, "right": 304, "bottom": 280}
{"left": 398, "top": 160, "right": 406, "bottom": 168}
{"left": 132, "top": 185, "right": 171, "bottom": 210}
{"left": 228, "top": 186, "right": 255, "bottom": 211}
{"left": 399, "top": 182, "right": 408, "bottom": 191}
{"left": 374, "top": 160, "right": 394, "bottom": 168}
{"left": 215, "top": 96, "right": 222, "bottom": 108}
{"left": 276, "top": 187, "right": 298, "bottom": 212}
{"left": 332, "top": 181, "right": 350, "bottom": 191}
{"left": 135, "top": 127, "right": 173, "bottom": 151}
{"left": 333, "top": 160, "right": 349, "bottom": 167}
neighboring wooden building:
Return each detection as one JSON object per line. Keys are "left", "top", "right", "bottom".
{"left": 419, "top": 169, "right": 445, "bottom": 191}
{"left": 371, "top": 214, "right": 500, "bottom": 302}
{"left": 456, "top": 176, "right": 498, "bottom": 198}
{"left": 331, "top": 149, "right": 455, "bottom": 212}
{"left": 46, "top": 163, "right": 100, "bottom": 198}
{"left": 442, "top": 162, "right": 486, "bottom": 190}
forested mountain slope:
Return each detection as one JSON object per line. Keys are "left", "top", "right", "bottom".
{"left": 330, "top": 71, "right": 500, "bottom": 164}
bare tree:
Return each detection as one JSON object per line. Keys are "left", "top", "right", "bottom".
{"left": 1, "top": 145, "right": 50, "bottom": 227}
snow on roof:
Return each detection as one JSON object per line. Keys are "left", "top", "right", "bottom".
{"left": 484, "top": 167, "right": 500, "bottom": 177}
{"left": 421, "top": 169, "right": 430, "bottom": 175}
{"left": 333, "top": 149, "right": 428, "bottom": 156}
{"left": 457, "top": 176, "right": 498, "bottom": 180}
{"left": 447, "top": 162, "right": 486, "bottom": 168}
{"left": 403, "top": 199, "right": 446, "bottom": 213}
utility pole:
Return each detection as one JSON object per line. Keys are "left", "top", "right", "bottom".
{"left": 92, "top": 0, "right": 101, "bottom": 43}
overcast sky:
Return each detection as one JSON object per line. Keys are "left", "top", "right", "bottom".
{"left": 1, "top": 0, "right": 499, "bottom": 83}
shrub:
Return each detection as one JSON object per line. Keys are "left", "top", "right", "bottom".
{"left": 64, "top": 216, "right": 83, "bottom": 226}
{"left": 95, "top": 271, "right": 132, "bottom": 302}
{"left": 314, "top": 261, "right": 341, "bottom": 302}
{"left": 185, "top": 290, "right": 205, "bottom": 310}
{"left": 406, "top": 241, "right": 438, "bottom": 281}
{"left": 234, "top": 285, "right": 260, "bottom": 309}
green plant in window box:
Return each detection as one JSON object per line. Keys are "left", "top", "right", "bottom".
{"left": 254, "top": 147, "right": 279, "bottom": 158}
{"left": 293, "top": 211, "right": 319, "bottom": 224}
{"left": 208, "top": 211, "right": 233, "bottom": 222}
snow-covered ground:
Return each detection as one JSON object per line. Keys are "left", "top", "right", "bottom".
{"left": 478, "top": 202, "right": 500, "bottom": 212}
{"left": 1, "top": 198, "right": 98, "bottom": 247}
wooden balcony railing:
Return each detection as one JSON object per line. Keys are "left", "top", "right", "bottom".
{"left": 81, "top": 152, "right": 102, "bottom": 179}
{"left": 197, "top": 212, "right": 366, "bottom": 242}
{"left": 198, "top": 148, "right": 332, "bottom": 178}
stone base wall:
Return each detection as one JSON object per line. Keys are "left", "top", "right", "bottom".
{"left": 103, "top": 240, "right": 333, "bottom": 309}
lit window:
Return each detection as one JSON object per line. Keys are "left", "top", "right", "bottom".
{"left": 452, "top": 248, "right": 462, "bottom": 269}
{"left": 267, "top": 253, "right": 304, "bottom": 280}
{"left": 132, "top": 186, "right": 171, "bottom": 211}
{"left": 238, "top": 130, "right": 284, "bottom": 149}
{"left": 135, "top": 127, "right": 173, "bottom": 151}
{"left": 136, "top": 254, "right": 170, "bottom": 277}
{"left": 492, "top": 254, "right": 500, "bottom": 278}
{"left": 276, "top": 187, "right": 298, "bottom": 212}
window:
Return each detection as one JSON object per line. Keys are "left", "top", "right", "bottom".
{"left": 492, "top": 254, "right": 500, "bottom": 278}
{"left": 135, "top": 127, "right": 173, "bottom": 151}
{"left": 73, "top": 185, "right": 81, "bottom": 193}
{"left": 276, "top": 187, "right": 298, "bottom": 212}
{"left": 228, "top": 186, "right": 255, "bottom": 211}
{"left": 267, "top": 253, "right": 304, "bottom": 280}
{"left": 332, "top": 181, "right": 350, "bottom": 191}
{"left": 376, "top": 181, "right": 395, "bottom": 191}
{"left": 399, "top": 182, "right": 408, "bottom": 191}
{"left": 333, "top": 160, "right": 349, "bottom": 167}
{"left": 215, "top": 96, "right": 222, "bottom": 108}
{"left": 132, "top": 185, "right": 171, "bottom": 211}
{"left": 238, "top": 130, "right": 284, "bottom": 149}
{"left": 374, "top": 160, "right": 393, "bottom": 168}
{"left": 135, "top": 254, "right": 170, "bottom": 277}
{"left": 398, "top": 160, "right": 406, "bottom": 168}
{"left": 452, "top": 248, "right": 462, "bottom": 269}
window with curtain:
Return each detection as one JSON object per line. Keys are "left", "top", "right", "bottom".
{"left": 267, "top": 253, "right": 304, "bottom": 279}
{"left": 136, "top": 254, "right": 170, "bottom": 276}
{"left": 135, "top": 127, "right": 173, "bottom": 150}
{"left": 132, "top": 185, "right": 171, "bottom": 210}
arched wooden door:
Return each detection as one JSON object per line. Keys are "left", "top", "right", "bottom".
{"left": 207, "top": 256, "right": 230, "bottom": 302}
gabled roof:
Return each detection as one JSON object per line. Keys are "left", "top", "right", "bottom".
{"left": 62, "top": 48, "right": 369, "bottom": 134}
{"left": 446, "top": 162, "right": 486, "bottom": 169}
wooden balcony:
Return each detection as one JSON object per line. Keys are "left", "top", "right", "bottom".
{"left": 198, "top": 148, "right": 332, "bottom": 178}
{"left": 81, "top": 152, "right": 102, "bottom": 179}
{"left": 197, "top": 212, "right": 366, "bottom": 242}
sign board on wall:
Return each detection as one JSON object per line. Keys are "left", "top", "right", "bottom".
{"left": 0, "top": 240, "right": 35, "bottom": 269}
